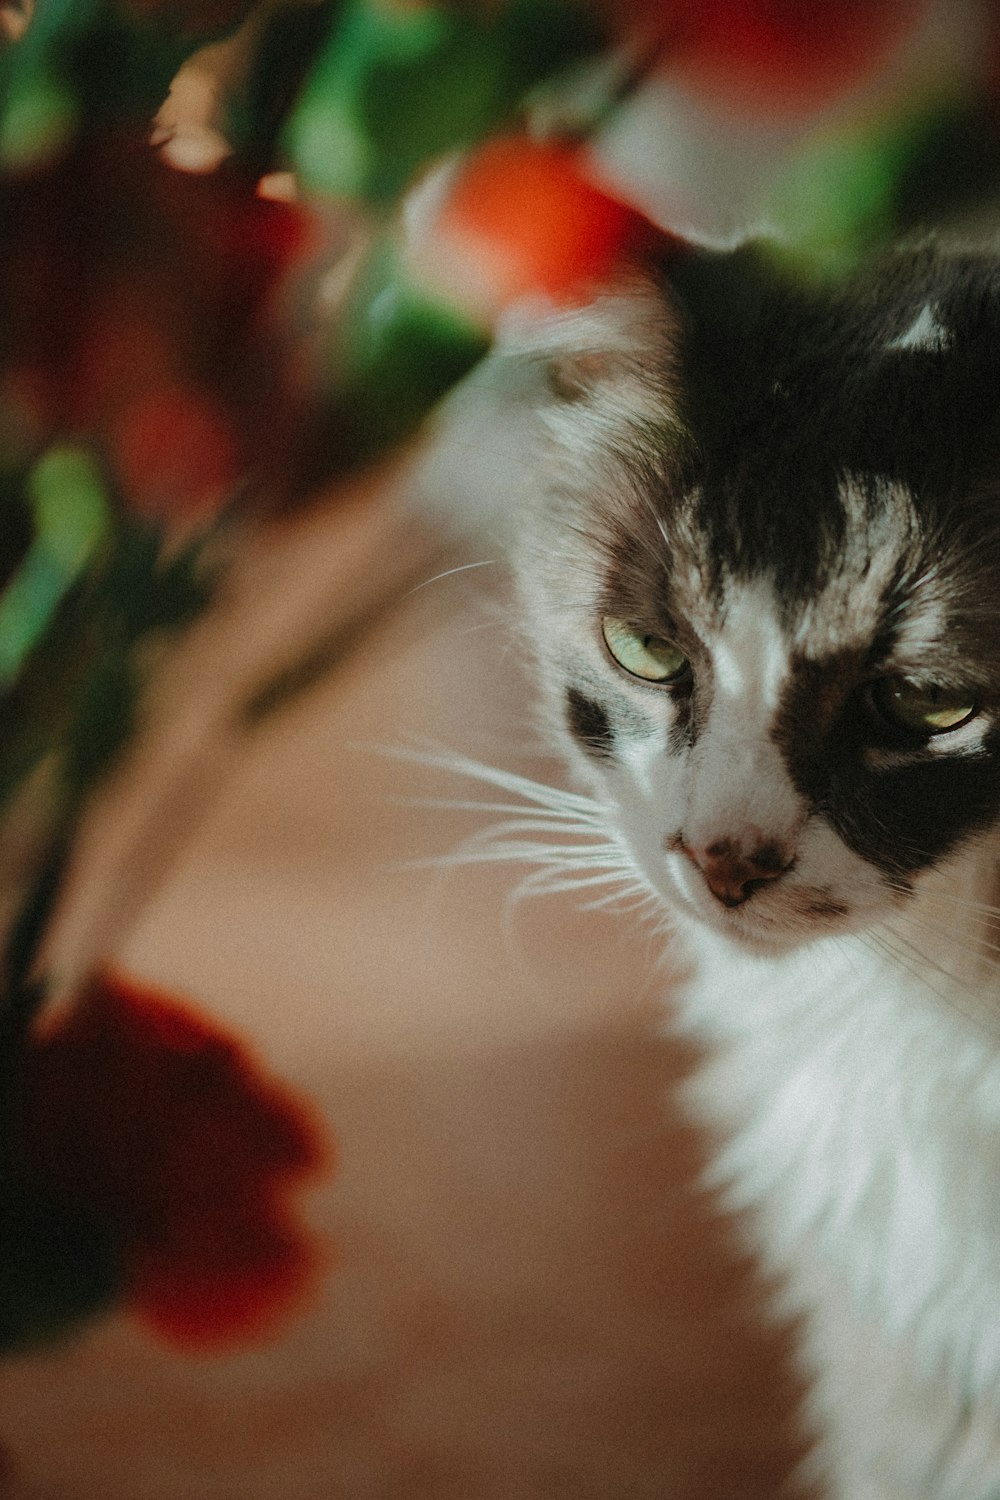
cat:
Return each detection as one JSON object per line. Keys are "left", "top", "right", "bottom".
{"left": 456, "top": 237, "right": 1000, "bottom": 1498}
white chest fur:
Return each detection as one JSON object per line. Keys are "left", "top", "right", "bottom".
{"left": 673, "top": 923, "right": 1000, "bottom": 1400}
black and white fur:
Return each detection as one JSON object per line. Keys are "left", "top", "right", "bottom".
{"left": 480, "top": 241, "right": 1000, "bottom": 1497}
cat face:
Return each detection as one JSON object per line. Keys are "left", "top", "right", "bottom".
{"left": 513, "top": 244, "right": 1000, "bottom": 952}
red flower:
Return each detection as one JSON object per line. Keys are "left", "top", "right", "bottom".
{"left": 659, "top": 0, "right": 922, "bottom": 118}
{"left": 15, "top": 970, "right": 332, "bottom": 1350}
{"left": 118, "top": 0, "right": 260, "bottom": 42}
{"left": 406, "top": 135, "right": 660, "bottom": 325}
{"left": 111, "top": 384, "right": 242, "bottom": 523}
{"left": 0, "top": 133, "right": 318, "bottom": 521}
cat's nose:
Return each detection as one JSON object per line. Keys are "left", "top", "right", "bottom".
{"left": 680, "top": 837, "right": 791, "bottom": 908}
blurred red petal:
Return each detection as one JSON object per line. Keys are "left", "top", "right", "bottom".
{"left": 0, "top": 134, "right": 318, "bottom": 514}
{"left": 152, "top": 155, "right": 317, "bottom": 328}
{"left": 70, "top": 284, "right": 182, "bottom": 431}
{"left": 119, "top": 0, "right": 259, "bottom": 40}
{"left": 17, "top": 970, "right": 332, "bottom": 1350}
{"left": 112, "top": 385, "right": 243, "bottom": 521}
{"left": 663, "top": 0, "right": 922, "bottom": 116}
{"left": 130, "top": 1206, "right": 327, "bottom": 1350}
{"left": 412, "top": 136, "right": 658, "bottom": 323}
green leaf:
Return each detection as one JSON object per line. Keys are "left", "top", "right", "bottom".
{"left": 285, "top": 0, "right": 602, "bottom": 202}
{"left": 0, "top": 57, "right": 77, "bottom": 170}
{"left": 224, "top": 1, "right": 335, "bottom": 175}
{"left": 64, "top": 648, "right": 137, "bottom": 790}
{"left": 97, "top": 520, "right": 211, "bottom": 637}
{"left": 0, "top": 446, "right": 110, "bottom": 690}
{"left": 764, "top": 91, "right": 967, "bottom": 281}
{"left": 30, "top": 445, "right": 110, "bottom": 574}
{"left": 0, "top": 0, "right": 98, "bottom": 160}
{"left": 0, "top": 547, "right": 72, "bottom": 686}
{"left": 0, "top": 0, "right": 230, "bottom": 144}
{"left": 330, "top": 236, "right": 489, "bottom": 463}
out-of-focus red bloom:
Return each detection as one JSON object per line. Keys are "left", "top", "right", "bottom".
{"left": 407, "top": 135, "right": 660, "bottom": 325}
{"left": 118, "top": 0, "right": 260, "bottom": 42}
{"left": 112, "top": 385, "right": 242, "bottom": 521}
{"left": 678, "top": 0, "right": 922, "bottom": 116}
{"left": 15, "top": 970, "right": 331, "bottom": 1350}
{"left": 0, "top": 133, "right": 318, "bottom": 521}
{"left": 602, "top": 0, "right": 921, "bottom": 116}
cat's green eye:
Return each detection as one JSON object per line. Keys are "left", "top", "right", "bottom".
{"left": 601, "top": 617, "right": 690, "bottom": 684}
{"left": 871, "top": 678, "right": 979, "bottom": 736}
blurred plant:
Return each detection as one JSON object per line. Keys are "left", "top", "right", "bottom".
{"left": 0, "top": 0, "right": 991, "bottom": 1356}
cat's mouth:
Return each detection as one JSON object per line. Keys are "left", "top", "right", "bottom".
{"left": 664, "top": 854, "right": 856, "bottom": 952}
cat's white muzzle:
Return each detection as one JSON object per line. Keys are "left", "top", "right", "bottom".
{"left": 652, "top": 819, "right": 904, "bottom": 954}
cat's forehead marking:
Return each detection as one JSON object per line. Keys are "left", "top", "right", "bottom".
{"left": 884, "top": 302, "right": 952, "bottom": 354}
{"left": 711, "top": 578, "right": 789, "bottom": 709}
{"left": 791, "top": 476, "right": 930, "bottom": 659}
{"left": 684, "top": 579, "right": 804, "bottom": 845}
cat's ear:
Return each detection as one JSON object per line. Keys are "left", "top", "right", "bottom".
{"left": 494, "top": 270, "right": 685, "bottom": 428}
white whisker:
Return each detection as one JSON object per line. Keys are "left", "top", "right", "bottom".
{"left": 890, "top": 906, "right": 1000, "bottom": 964}
{"left": 577, "top": 881, "right": 663, "bottom": 915}
{"left": 887, "top": 880, "right": 1000, "bottom": 923}
{"left": 436, "top": 846, "right": 623, "bottom": 870}
{"left": 865, "top": 921, "right": 1000, "bottom": 1040}
{"left": 403, "top": 559, "right": 498, "bottom": 597}
{"left": 398, "top": 796, "right": 601, "bottom": 825}
{"left": 918, "top": 893, "right": 1000, "bottom": 919}
{"left": 373, "top": 741, "right": 657, "bottom": 915}
{"left": 376, "top": 743, "right": 603, "bottom": 818}
{"left": 857, "top": 929, "right": 969, "bottom": 1020}
{"left": 510, "top": 866, "right": 638, "bottom": 898}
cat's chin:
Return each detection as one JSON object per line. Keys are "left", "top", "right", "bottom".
{"left": 660, "top": 876, "right": 877, "bottom": 957}
{"left": 679, "top": 903, "right": 818, "bottom": 956}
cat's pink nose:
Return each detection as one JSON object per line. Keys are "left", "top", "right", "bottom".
{"left": 681, "top": 838, "right": 791, "bottom": 909}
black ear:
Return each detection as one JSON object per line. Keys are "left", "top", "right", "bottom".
{"left": 535, "top": 234, "right": 770, "bottom": 413}
{"left": 484, "top": 226, "right": 694, "bottom": 406}
{"left": 659, "top": 237, "right": 820, "bottom": 352}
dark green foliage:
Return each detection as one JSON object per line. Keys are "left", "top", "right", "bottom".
{"left": 285, "top": 0, "right": 605, "bottom": 201}
{"left": 0, "top": 1179, "right": 122, "bottom": 1353}
{"left": 328, "top": 235, "right": 489, "bottom": 465}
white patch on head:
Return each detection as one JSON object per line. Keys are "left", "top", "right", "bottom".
{"left": 885, "top": 302, "right": 952, "bottom": 354}
{"left": 710, "top": 579, "right": 788, "bottom": 706}
{"left": 684, "top": 579, "right": 800, "bottom": 846}
{"left": 617, "top": 727, "right": 671, "bottom": 801}
{"left": 794, "top": 476, "right": 937, "bottom": 660}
